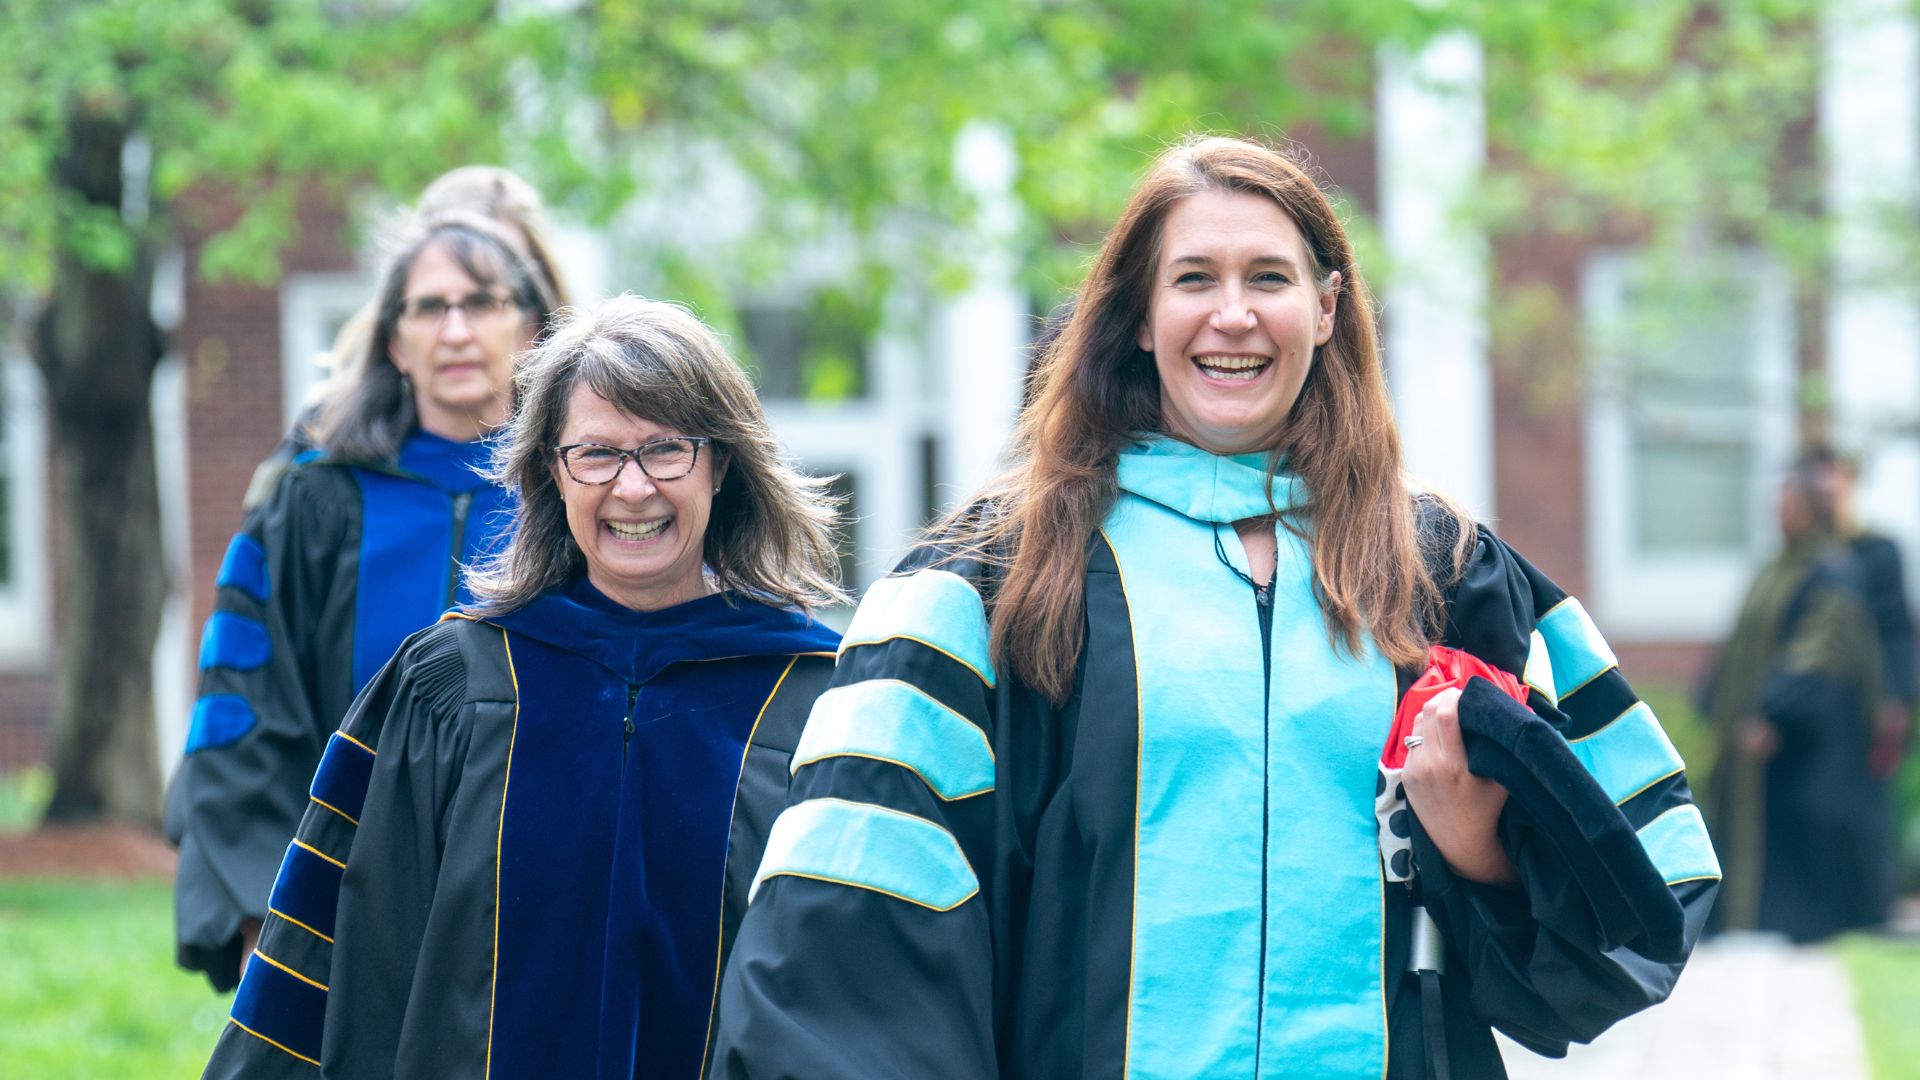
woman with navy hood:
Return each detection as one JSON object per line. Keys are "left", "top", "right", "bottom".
{"left": 714, "top": 137, "right": 1720, "bottom": 1078}
{"left": 199, "top": 296, "right": 846, "bottom": 1078}
{"left": 169, "top": 210, "right": 559, "bottom": 992}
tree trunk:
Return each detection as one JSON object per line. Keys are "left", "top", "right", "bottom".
{"left": 32, "top": 113, "right": 167, "bottom": 828}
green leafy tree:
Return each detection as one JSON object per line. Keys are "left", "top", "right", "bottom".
{"left": 1, "top": 0, "right": 524, "bottom": 825}
{"left": 1, "top": 0, "right": 1854, "bottom": 825}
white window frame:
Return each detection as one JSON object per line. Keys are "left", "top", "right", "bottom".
{"left": 1582, "top": 249, "right": 1797, "bottom": 639}
{"left": 0, "top": 358, "right": 51, "bottom": 667}
{"left": 279, "top": 272, "right": 374, "bottom": 428}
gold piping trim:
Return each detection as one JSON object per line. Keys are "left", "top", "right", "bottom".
{"left": 292, "top": 839, "right": 344, "bottom": 870}
{"left": 486, "top": 626, "right": 520, "bottom": 1080}
{"left": 754, "top": 869, "right": 980, "bottom": 913}
{"left": 1556, "top": 662, "right": 1619, "bottom": 701}
{"left": 698, "top": 656, "right": 801, "bottom": 1077}
{"left": 1097, "top": 528, "right": 1144, "bottom": 1080}
{"left": 252, "top": 948, "right": 327, "bottom": 991}
{"left": 309, "top": 796, "right": 359, "bottom": 826}
{"left": 810, "top": 678, "right": 996, "bottom": 761}
{"left": 267, "top": 906, "right": 335, "bottom": 944}
{"left": 333, "top": 730, "right": 377, "bottom": 756}
{"left": 228, "top": 1017, "right": 321, "bottom": 1067}
{"left": 788, "top": 749, "right": 994, "bottom": 802}
{"left": 1616, "top": 767, "right": 1686, "bottom": 807}
{"left": 1568, "top": 700, "right": 1645, "bottom": 743}
{"left": 841, "top": 633, "right": 996, "bottom": 688}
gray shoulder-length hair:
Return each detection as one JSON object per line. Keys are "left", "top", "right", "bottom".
{"left": 310, "top": 210, "right": 559, "bottom": 463}
{"left": 465, "top": 295, "right": 850, "bottom": 614}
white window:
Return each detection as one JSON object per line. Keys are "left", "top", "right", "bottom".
{"left": 737, "top": 293, "right": 873, "bottom": 402}
{"left": 0, "top": 359, "right": 51, "bottom": 666}
{"left": 1583, "top": 250, "right": 1797, "bottom": 638}
{"left": 279, "top": 273, "right": 373, "bottom": 427}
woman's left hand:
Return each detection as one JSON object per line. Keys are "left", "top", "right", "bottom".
{"left": 1400, "top": 686, "right": 1519, "bottom": 886}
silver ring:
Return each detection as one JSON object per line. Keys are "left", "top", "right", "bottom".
{"left": 1402, "top": 734, "right": 1425, "bottom": 750}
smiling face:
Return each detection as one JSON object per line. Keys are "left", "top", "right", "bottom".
{"left": 1136, "top": 189, "right": 1339, "bottom": 455}
{"left": 553, "top": 382, "right": 720, "bottom": 611}
{"left": 388, "top": 239, "right": 533, "bottom": 441}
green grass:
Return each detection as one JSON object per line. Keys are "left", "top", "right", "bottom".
{"left": 0, "top": 880, "right": 229, "bottom": 1078}
{"left": 1839, "top": 934, "right": 1920, "bottom": 1080}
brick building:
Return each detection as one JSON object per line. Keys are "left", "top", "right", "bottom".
{"left": 3, "top": 7, "right": 1917, "bottom": 780}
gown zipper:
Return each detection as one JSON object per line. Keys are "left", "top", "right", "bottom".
{"left": 445, "top": 490, "right": 474, "bottom": 608}
{"left": 622, "top": 683, "right": 640, "bottom": 763}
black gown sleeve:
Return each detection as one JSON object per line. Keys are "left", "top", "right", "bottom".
{"left": 167, "top": 464, "right": 355, "bottom": 990}
{"left": 711, "top": 550, "right": 1001, "bottom": 1079}
{"left": 1424, "top": 527, "right": 1721, "bottom": 1058}
{"left": 199, "top": 621, "right": 476, "bottom": 1078}
{"left": 1848, "top": 535, "right": 1912, "bottom": 705}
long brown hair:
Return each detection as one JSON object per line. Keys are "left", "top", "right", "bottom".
{"left": 945, "top": 135, "right": 1468, "bottom": 704}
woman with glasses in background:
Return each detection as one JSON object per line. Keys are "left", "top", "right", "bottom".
{"left": 199, "top": 295, "right": 847, "bottom": 1079}
{"left": 234, "top": 166, "right": 574, "bottom": 510}
{"left": 168, "top": 210, "right": 559, "bottom": 996}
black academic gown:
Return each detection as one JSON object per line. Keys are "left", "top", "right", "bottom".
{"left": 167, "top": 431, "right": 513, "bottom": 989}
{"left": 713, "top": 444, "right": 1718, "bottom": 1080}
{"left": 199, "top": 578, "right": 840, "bottom": 1079}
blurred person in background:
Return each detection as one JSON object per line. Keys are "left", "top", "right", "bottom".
{"left": 714, "top": 135, "right": 1718, "bottom": 1078}
{"left": 242, "top": 166, "right": 574, "bottom": 509}
{"left": 1702, "top": 456, "right": 1888, "bottom": 941}
{"left": 1806, "top": 445, "right": 1917, "bottom": 778}
{"left": 167, "top": 211, "right": 559, "bottom": 992}
{"left": 200, "top": 296, "right": 846, "bottom": 1078}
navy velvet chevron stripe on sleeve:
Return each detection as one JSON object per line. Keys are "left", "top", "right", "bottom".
{"left": 265, "top": 840, "right": 345, "bottom": 943}
{"left": 199, "top": 612, "right": 272, "bottom": 672}
{"left": 229, "top": 949, "right": 328, "bottom": 1066}
{"left": 217, "top": 533, "right": 270, "bottom": 603}
{"left": 308, "top": 731, "right": 376, "bottom": 825}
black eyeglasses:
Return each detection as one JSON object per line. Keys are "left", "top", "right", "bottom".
{"left": 553, "top": 437, "right": 712, "bottom": 484}
{"left": 400, "top": 292, "right": 519, "bottom": 330}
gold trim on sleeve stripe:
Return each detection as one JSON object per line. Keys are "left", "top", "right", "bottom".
{"left": 228, "top": 1017, "right": 322, "bottom": 1067}
{"left": 251, "top": 948, "right": 328, "bottom": 991}
{"left": 309, "top": 795, "right": 360, "bottom": 826}
{"left": 267, "top": 906, "right": 335, "bottom": 944}
{"left": 292, "top": 839, "right": 345, "bottom": 870}
{"left": 333, "top": 730, "right": 377, "bottom": 756}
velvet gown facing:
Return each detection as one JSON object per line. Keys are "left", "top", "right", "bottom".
{"left": 202, "top": 578, "right": 840, "bottom": 1079}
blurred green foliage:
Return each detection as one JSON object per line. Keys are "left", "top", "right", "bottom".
{"left": 0, "top": 880, "right": 227, "bottom": 1077}
{"left": 1, "top": 0, "right": 1856, "bottom": 335}
{"left": 1639, "top": 681, "right": 1716, "bottom": 789}
{"left": 0, "top": 768, "right": 52, "bottom": 834}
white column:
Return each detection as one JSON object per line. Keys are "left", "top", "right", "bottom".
{"left": 152, "top": 244, "right": 193, "bottom": 778}
{"left": 1377, "top": 32, "right": 1494, "bottom": 522}
{"left": 1822, "top": 0, "right": 1920, "bottom": 569}
{"left": 935, "top": 122, "right": 1026, "bottom": 504}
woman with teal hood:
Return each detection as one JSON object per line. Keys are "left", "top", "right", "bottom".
{"left": 201, "top": 297, "right": 846, "bottom": 1079}
{"left": 713, "top": 137, "right": 1720, "bottom": 1078}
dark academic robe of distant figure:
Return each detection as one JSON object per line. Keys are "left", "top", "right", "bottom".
{"left": 199, "top": 577, "right": 841, "bottom": 1079}
{"left": 167, "top": 430, "right": 515, "bottom": 990}
{"left": 1702, "top": 539, "right": 1886, "bottom": 942}
{"left": 1849, "top": 529, "right": 1918, "bottom": 710}
{"left": 712, "top": 437, "right": 1721, "bottom": 1079}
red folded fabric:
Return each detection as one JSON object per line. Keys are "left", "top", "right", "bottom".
{"left": 1383, "top": 645, "right": 1528, "bottom": 769}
